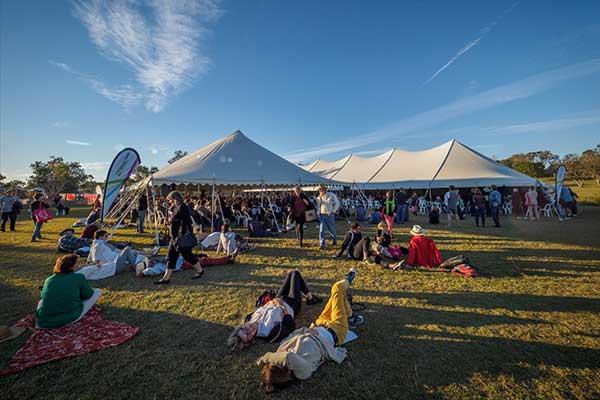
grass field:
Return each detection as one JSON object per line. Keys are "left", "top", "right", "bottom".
{"left": 542, "top": 179, "right": 600, "bottom": 205}
{"left": 1, "top": 206, "right": 600, "bottom": 400}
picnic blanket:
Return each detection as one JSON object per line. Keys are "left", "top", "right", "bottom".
{"left": 0, "top": 307, "right": 139, "bottom": 376}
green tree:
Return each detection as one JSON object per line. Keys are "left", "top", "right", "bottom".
{"left": 28, "top": 157, "right": 94, "bottom": 194}
{"left": 561, "top": 153, "right": 586, "bottom": 187}
{"left": 580, "top": 145, "right": 600, "bottom": 185}
{"left": 133, "top": 165, "right": 159, "bottom": 181}
{"left": 168, "top": 150, "right": 188, "bottom": 164}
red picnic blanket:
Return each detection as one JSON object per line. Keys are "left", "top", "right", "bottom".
{"left": 0, "top": 307, "right": 139, "bottom": 376}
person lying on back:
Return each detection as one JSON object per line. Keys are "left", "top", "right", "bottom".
{"left": 58, "top": 228, "right": 92, "bottom": 252}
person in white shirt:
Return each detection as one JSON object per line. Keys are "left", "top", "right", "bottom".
{"left": 216, "top": 223, "right": 238, "bottom": 256}
{"left": 87, "top": 230, "right": 145, "bottom": 277}
{"left": 228, "top": 270, "right": 321, "bottom": 350}
{"left": 316, "top": 185, "right": 340, "bottom": 250}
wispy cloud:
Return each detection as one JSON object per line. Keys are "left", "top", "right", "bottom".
{"left": 483, "top": 113, "right": 600, "bottom": 136}
{"left": 57, "top": 0, "right": 221, "bottom": 112}
{"left": 423, "top": 2, "right": 519, "bottom": 85}
{"left": 285, "top": 58, "right": 600, "bottom": 162}
{"left": 66, "top": 139, "right": 92, "bottom": 146}
{"left": 52, "top": 121, "right": 70, "bottom": 128}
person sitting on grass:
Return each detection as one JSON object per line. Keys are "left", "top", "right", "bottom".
{"left": 392, "top": 225, "right": 442, "bottom": 269}
{"left": 57, "top": 228, "right": 92, "bottom": 253}
{"left": 256, "top": 269, "right": 362, "bottom": 394}
{"left": 335, "top": 222, "right": 363, "bottom": 258}
{"left": 87, "top": 230, "right": 146, "bottom": 277}
{"left": 35, "top": 254, "right": 101, "bottom": 329}
{"left": 228, "top": 270, "right": 322, "bottom": 350}
{"left": 429, "top": 206, "right": 440, "bottom": 225}
{"left": 217, "top": 223, "right": 238, "bottom": 257}
{"left": 376, "top": 222, "right": 391, "bottom": 247}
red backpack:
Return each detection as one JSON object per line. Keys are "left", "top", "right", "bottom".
{"left": 451, "top": 264, "right": 479, "bottom": 278}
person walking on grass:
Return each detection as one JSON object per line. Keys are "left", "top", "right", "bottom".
{"left": 137, "top": 193, "right": 148, "bottom": 233}
{"left": 290, "top": 186, "right": 311, "bottom": 247}
{"left": 380, "top": 191, "right": 396, "bottom": 238}
{"left": 0, "top": 189, "right": 20, "bottom": 232}
{"left": 444, "top": 186, "right": 460, "bottom": 227}
{"left": 30, "top": 193, "right": 50, "bottom": 242}
{"left": 316, "top": 185, "right": 340, "bottom": 250}
{"left": 395, "top": 188, "right": 408, "bottom": 225}
{"left": 489, "top": 185, "right": 502, "bottom": 227}
{"left": 471, "top": 188, "right": 486, "bottom": 227}
{"left": 155, "top": 191, "right": 205, "bottom": 284}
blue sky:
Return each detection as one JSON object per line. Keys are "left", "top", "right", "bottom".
{"left": 1, "top": 0, "right": 599, "bottom": 181}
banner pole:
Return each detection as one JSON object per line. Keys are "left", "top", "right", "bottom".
{"left": 211, "top": 177, "right": 216, "bottom": 232}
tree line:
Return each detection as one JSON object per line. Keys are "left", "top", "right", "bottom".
{"left": 500, "top": 145, "right": 600, "bottom": 187}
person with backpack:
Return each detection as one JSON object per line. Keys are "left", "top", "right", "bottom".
{"left": 228, "top": 270, "right": 322, "bottom": 350}
{"left": 256, "top": 269, "right": 361, "bottom": 394}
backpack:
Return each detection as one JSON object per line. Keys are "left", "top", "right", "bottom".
{"left": 440, "top": 255, "right": 470, "bottom": 270}
{"left": 255, "top": 289, "right": 277, "bottom": 309}
{"left": 451, "top": 264, "right": 479, "bottom": 278}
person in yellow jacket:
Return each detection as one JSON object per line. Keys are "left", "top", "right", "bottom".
{"left": 256, "top": 268, "right": 363, "bottom": 393}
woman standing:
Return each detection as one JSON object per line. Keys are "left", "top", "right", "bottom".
{"left": 30, "top": 193, "right": 50, "bottom": 242}
{"left": 380, "top": 191, "right": 396, "bottom": 238}
{"left": 290, "top": 186, "right": 311, "bottom": 247}
{"left": 525, "top": 186, "right": 539, "bottom": 220}
{"left": 471, "top": 188, "right": 486, "bottom": 227}
{"left": 155, "top": 191, "right": 204, "bottom": 284}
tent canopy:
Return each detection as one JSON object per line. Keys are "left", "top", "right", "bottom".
{"left": 152, "top": 130, "right": 327, "bottom": 186}
{"left": 303, "top": 140, "right": 539, "bottom": 189}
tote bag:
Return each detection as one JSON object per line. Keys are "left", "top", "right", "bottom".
{"left": 304, "top": 209, "right": 317, "bottom": 223}
{"left": 33, "top": 203, "right": 52, "bottom": 223}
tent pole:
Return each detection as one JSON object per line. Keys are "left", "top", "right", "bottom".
{"left": 149, "top": 178, "right": 160, "bottom": 246}
{"left": 427, "top": 140, "right": 456, "bottom": 204}
{"left": 211, "top": 177, "right": 215, "bottom": 232}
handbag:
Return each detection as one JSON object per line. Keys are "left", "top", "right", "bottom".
{"left": 33, "top": 203, "right": 52, "bottom": 223}
{"left": 304, "top": 209, "right": 317, "bottom": 222}
{"left": 175, "top": 231, "right": 198, "bottom": 250}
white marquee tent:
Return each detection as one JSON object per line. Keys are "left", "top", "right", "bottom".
{"left": 153, "top": 130, "right": 327, "bottom": 186}
{"left": 303, "top": 139, "right": 540, "bottom": 189}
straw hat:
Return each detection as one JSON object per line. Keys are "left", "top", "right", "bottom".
{"left": 0, "top": 325, "right": 25, "bottom": 343}
{"left": 377, "top": 222, "right": 386, "bottom": 230}
{"left": 409, "top": 225, "right": 425, "bottom": 236}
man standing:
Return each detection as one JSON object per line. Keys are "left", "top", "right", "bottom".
{"left": 395, "top": 188, "right": 408, "bottom": 225}
{"left": 316, "top": 185, "right": 340, "bottom": 250}
{"left": 137, "top": 193, "right": 148, "bottom": 233}
{"left": 488, "top": 185, "right": 502, "bottom": 227}
{"left": 444, "top": 186, "right": 460, "bottom": 227}
{"left": 0, "top": 189, "right": 20, "bottom": 232}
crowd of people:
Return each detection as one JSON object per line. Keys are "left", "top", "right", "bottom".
{"left": 0, "top": 181, "right": 582, "bottom": 393}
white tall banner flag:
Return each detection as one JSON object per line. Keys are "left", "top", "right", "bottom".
{"left": 555, "top": 164, "right": 567, "bottom": 206}
{"left": 101, "top": 148, "right": 141, "bottom": 222}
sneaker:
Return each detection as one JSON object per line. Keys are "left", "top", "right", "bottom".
{"left": 349, "top": 314, "right": 364, "bottom": 328}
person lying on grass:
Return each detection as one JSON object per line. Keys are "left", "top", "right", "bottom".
{"left": 57, "top": 228, "right": 92, "bottom": 253}
{"left": 135, "top": 251, "right": 238, "bottom": 277}
{"left": 87, "top": 230, "right": 148, "bottom": 277}
{"left": 35, "top": 254, "right": 101, "bottom": 329}
{"left": 228, "top": 270, "right": 322, "bottom": 350}
{"left": 216, "top": 223, "right": 238, "bottom": 256}
{"left": 256, "top": 269, "right": 363, "bottom": 394}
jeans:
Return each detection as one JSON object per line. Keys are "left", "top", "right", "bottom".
{"left": 491, "top": 204, "right": 500, "bottom": 227}
{"left": 1, "top": 211, "right": 17, "bottom": 231}
{"left": 32, "top": 221, "right": 43, "bottom": 240}
{"left": 474, "top": 207, "right": 485, "bottom": 227}
{"left": 137, "top": 210, "right": 146, "bottom": 233}
{"left": 277, "top": 270, "right": 310, "bottom": 316}
{"left": 319, "top": 214, "right": 336, "bottom": 248}
{"left": 115, "top": 247, "right": 141, "bottom": 274}
{"left": 396, "top": 204, "right": 408, "bottom": 224}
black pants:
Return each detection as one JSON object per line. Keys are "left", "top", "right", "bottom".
{"left": 167, "top": 240, "right": 198, "bottom": 269}
{"left": 474, "top": 208, "right": 485, "bottom": 227}
{"left": 277, "top": 270, "right": 309, "bottom": 316}
{"left": 491, "top": 205, "right": 500, "bottom": 227}
{"left": 1, "top": 211, "right": 17, "bottom": 231}
{"left": 294, "top": 216, "right": 305, "bottom": 244}
{"left": 352, "top": 237, "right": 371, "bottom": 260}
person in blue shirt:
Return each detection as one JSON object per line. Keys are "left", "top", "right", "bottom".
{"left": 488, "top": 185, "right": 502, "bottom": 227}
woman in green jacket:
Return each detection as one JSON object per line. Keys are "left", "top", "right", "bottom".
{"left": 36, "top": 254, "right": 101, "bottom": 329}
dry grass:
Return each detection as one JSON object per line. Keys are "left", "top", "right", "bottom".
{"left": 1, "top": 206, "right": 600, "bottom": 399}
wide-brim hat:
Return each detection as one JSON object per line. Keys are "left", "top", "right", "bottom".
{"left": 409, "top": 225, "right": 425, "bottom": 236}
{"left": 59, "top": 228, "right": 75, "bottom": 236}
{"left": 0, "top": 325, "right": 26, "bottom": 343}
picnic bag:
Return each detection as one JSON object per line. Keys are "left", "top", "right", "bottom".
{"left": 33, "top": 204, "right": 52, "bottom": 223}
{"left": 451, "top": 264, "right": 479, "bottom": 278}
{"left": 304, "top": 209, "right": 317, "bottom": 222}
